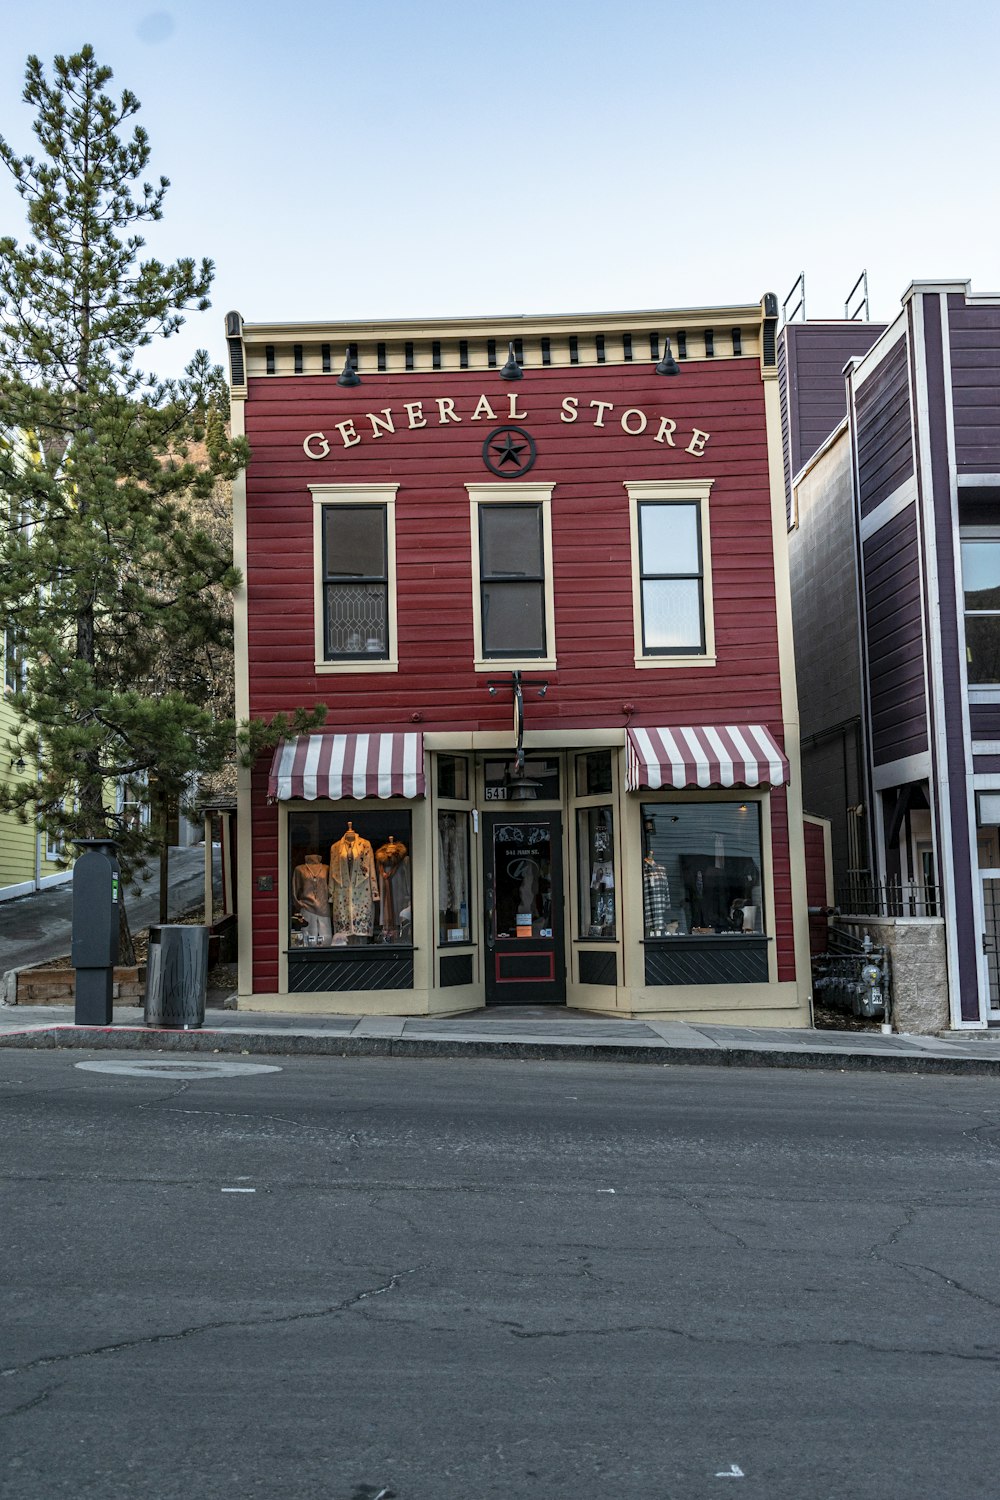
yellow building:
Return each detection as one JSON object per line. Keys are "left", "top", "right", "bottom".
{"left": 1, "top": 426, "right": 73, "bottom": 902}
{"left": 0, "top": 634, "right": 72, "bottom": 900}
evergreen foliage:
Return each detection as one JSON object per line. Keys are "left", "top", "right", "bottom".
{"left": 0, "top": 45, "right": 249, "bottom": 876}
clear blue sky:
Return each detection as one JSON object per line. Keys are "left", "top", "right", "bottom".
{"left": 2, "top": 0, "right": 998, "bottom": 379}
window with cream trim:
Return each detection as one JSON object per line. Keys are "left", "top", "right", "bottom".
{"left": 310, "top": 484, "right": 399, "bottom": 673}
{"left": 625, "top": 479, "right": 715, "bottom": 667}
{"left": 467, "top": 483, "right": 556, "bottom": 670}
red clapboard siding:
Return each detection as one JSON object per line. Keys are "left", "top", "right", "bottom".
{"left": 804, "top": 819, "right": 831, "bottom": 958}
{"left": 243, "top": 360, "right": 783, "bottom": 726}
{"left": 243, "top": 357, "right": 793, "bottom": 991}
{"left": 769, "top": 788, "right": 795, "bottom": 982}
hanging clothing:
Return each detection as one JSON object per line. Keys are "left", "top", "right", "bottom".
{"left": 590, "top": 860, "right": 615, "bottom": 890}
{"left": 438, "top": 814, "right": 467, "bottom": 919}
{"left": 376, "top": 840, "right": 411, "bottom": 940}
{"left": 328, "top": 833, "right": 378, "bottom": 937}
{"left": 642, "top": 859, "right": 671, "bottom": 935}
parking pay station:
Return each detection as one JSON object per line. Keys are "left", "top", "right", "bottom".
{"left": 71, "top": 839, "right": 120, "bottom": 1025}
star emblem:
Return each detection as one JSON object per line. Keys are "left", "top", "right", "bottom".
{"left": 490, "top": 432, "right": 527, "bottom": 468}
{"left": 482, "top": 424, "right": 537, "bottom": 478}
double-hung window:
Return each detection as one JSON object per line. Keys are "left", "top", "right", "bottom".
{"left": 467, "top": 484, "right": 556, "bottom": 669}
{"left": 961, "top": 531, "right": 1000, "bottom": 685}
{"left": 310, "top": 484, "right": 398, "bottom": 672}
{"left": 625, "top": 480, "right": 715, "bottom": 667}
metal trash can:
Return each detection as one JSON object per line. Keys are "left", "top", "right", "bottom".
{"left": 144, "top": 925, "right": 209, "bottom": 1030}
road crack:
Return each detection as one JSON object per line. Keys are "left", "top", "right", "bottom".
{"left": 492, "top": 1320, "right": 1000, "bottom": 1363}
{"left": 0, "top": 1265, "right": 429, "bottom": 1380}
{"left": 0, "top": 1384, "right": 58, "bottom": 1421}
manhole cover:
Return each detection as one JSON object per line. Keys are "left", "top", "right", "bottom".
{"left": 75, "top": 1059, "right": 282, "bottom": 1080}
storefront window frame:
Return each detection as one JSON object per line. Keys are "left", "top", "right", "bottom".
{"left": 435, "top": 757, "right": 475, "bottom": 950}
{"left": 571, "top": 746, "right": 621, "bottom": 946}
{"left": 638, "top": 796, "right": 767, "bottom": 940}
{"left": 631, "top": 787, "right": 776, "bottom": 989}
{"left": 309, "top": 483, "right": 399, "bottom": 674}
{"left": 576, "top": 804, "right": 617, "bottom": 941}
{"left": 286, "top": 804, "right": 415, "bottom": 952}
{"left": 278, "top": 796, "right": 431, "bottom": 998}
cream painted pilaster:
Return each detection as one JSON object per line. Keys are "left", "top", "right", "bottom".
{"left": 230, "top": 388, "right": 255, "bottom": 999}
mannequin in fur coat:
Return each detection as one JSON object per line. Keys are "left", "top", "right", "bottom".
{"left": 328, "top": 823, "right": 379, "bottom": 937}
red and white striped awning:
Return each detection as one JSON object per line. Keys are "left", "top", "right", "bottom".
{"left": 626, "top": 725, "right": 789, "bottom": 791}
{"left": 268, "top": 732, "right": 425, "bottom": 802}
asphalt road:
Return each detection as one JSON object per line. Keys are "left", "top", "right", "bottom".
{"left": 2, "top": 1054, "right": 999, "bottom": 1500}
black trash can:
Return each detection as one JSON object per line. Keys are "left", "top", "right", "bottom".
{"left": 144, "top": 925, "right": 209, "bottom": 1030}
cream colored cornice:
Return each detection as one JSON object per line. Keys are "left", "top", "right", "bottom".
{"left": 241, "top": 302, "right": 765, "bottom": 345}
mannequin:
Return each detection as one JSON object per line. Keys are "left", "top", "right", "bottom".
{"left": 642, "top": 851, "right": 671, "bottom": 937}
{"left": 328, "top": 821, "right": 379, "bottom": 939}
{"left": 292, "top": 852, "right": 333, "bottom": 945}
{"left": 376, "top": 835, "right": 411, "bottom": 941}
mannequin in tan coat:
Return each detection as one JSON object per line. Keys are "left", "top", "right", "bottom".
{"left": 292, "top": 853, "right": 333, "bottom": 944}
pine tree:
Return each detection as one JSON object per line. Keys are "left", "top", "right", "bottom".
{"left": 0, "top": 46, "right": 248, "bottom": 894}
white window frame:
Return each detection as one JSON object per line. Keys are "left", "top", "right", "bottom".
{"left": 624, "top": 479, "right": 716, "bottom": 669}
{"left": 960, "top": 526, "right": 1000, "bottom": 693}
{"left": 4, "top": 627, "right": 25, "bottom": 694}
{"left": 310, "top": 483, "right": 399, "bottom": 674}
{"left": 115, "top": 775, "right": 151, "bottom": 834}
{"left": 467, "top": 482, "right": 556, "bottom": 672}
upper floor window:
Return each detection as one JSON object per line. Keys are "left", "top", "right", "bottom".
{"left": 961, "top": 533, "right": 1000, "bottom": 684}
{"left": 467, "top": 483, "right": 556, "bottom": 670}
{"left": 625, "top": 479, "right": 716, "bottom": 668}
{"left": 310, "top": 484, "right": 398, "bottom": 673}
{"left": 480, "top": 504, "right": 545, "bottom": 658}
{"left": 4, "top": 629, "right": 24, "bottom": 693}
{"left": 638, "top": 502, "right": 704, "bottom": 653}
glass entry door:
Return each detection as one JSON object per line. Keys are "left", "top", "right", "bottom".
{"left": 483, "top": 813, "right": 565, "bottom": 1005}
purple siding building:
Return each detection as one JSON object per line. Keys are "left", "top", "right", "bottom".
{"left": 785, "top": 280, "right": 1000, "bottom": 1030}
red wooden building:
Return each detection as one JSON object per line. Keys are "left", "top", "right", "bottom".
{"left": 227, "top": 300, "right": 812, "bottom": 1022}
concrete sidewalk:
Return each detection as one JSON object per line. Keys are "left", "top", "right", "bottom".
{"left": 2, "top": 1001, "right": 1000, "bottom": 1075}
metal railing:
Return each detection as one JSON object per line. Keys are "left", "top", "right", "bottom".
{"left": 835, "top": 879, "right": 940, "bottom": 918}
{"left": 783, "top": 272, "right": 806, "bottom": 325}
{"left": 844, "top": 270, "right": 870, "bottom": 321}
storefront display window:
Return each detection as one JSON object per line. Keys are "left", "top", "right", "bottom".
{"left": 578, "top": 806, "right": 615, "bottom": 938}
{"left": 438, "top": 811, "right": 472, "bottom": 944}
{"left": 288, "top": 809, "right": 412, "bottom": 948}
{"left": 641, "top": 803, "right": 763, "bottom": 937}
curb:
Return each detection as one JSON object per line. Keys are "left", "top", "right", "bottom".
{"left": 2, "top": 1023, "right": 1000, "bottom": 1076}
